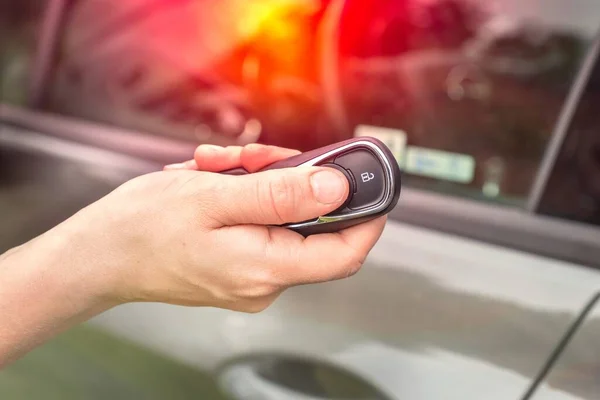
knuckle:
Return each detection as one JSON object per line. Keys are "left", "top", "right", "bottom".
{"left": 195, "top": 177, "right": 234, "bottom": 224}
{"left": 263, "top": 175, "right": 297, "bottom": 224}
{"left": 345, "top": 261, "right": 363, "bottom": 278}
{"left": 241, "top": 143, "right": 262, "bottom": 164}
{"left": 342, "top": 251, "right": 366, "bottom": 279}
{"left": 193, "top": 145, "right": 204, "bottom": 161}
{"left": 243, "top": 143, "right": 263, "bottom": 153}
{"left": 243, "top": 300, "right": 272, "bottom": 314}
{"left": 174, "top": 172, "right": 216, "bottom": 200}
{"left": 241, "top": 270, "right": 280, "bottom": 299}
{"left": 239, "top": 283, "right": 276, "bottom": 301}
{"left": 225, "top": 265, "right": 282, "bottom": 304}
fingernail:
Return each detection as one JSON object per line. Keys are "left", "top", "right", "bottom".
{"left": 311, "top": 169, "right": 348, "bottom": 204}
{"left": 184, "top": 160, "right": 198, "bottom": 169}
{"left": 163, "top": 163, "right": 185, "bottom": 170}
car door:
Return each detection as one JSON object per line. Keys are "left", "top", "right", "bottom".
{"left": 521, "top": 37, "right": 600, "bottom": 400}
{"left": 2, "top": 1, "right": 600, "bottom": 399}
{"left": 528, "top": 295, "right": 600, "bottom": 400}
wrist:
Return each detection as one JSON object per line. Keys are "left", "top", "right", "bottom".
{"left": 5, "top": 215, "right": 121, "bottom": 317}
{"left": 0, "top": 218, "right": 119, "bottom": 366}
{"left": 43, "top": 212, "right": 125, "bottom": 308}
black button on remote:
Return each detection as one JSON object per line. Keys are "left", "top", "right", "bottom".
{"left": 334, "top": 150, "right": 386, "bottom": 210}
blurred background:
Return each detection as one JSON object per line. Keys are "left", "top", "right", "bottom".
{"left": 1, "top": 1, "right": 600, "bottom": 399}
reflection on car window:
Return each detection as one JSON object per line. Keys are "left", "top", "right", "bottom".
{"left": 40, "top": 0, "right": 600, "bottom": 205}
{"left": 46, "top": 0, "right": 330, "bottom": 151}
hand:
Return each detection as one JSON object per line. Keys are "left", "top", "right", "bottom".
{"left": 17, "top": 144, "right": 387, "bottom": 314}
{"left": 0, "top": 143, "right": 387, "bottom": 366}
{"left": 73, "top": 143, "right": 387, "bottom": 312}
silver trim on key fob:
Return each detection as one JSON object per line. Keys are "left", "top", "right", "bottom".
{"left": 284, "top": 140, "right": 395, "bottom": 230}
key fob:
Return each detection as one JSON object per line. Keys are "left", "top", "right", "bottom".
{"left": 222, "top": 137, "right": 402, "bottom": 236}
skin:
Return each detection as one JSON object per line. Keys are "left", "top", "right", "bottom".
{"left": 0, "top": 143, "right": 386, "bottom": 368}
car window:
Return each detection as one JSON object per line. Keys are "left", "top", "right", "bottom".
{"left": 336, "top": 0, "right": 599, "bottom": 206}
{"left": 536, "top": 42, "right": 600, "bottom": 227}
{"left": 20, "top": 0, "right": 600, "bottom": 207}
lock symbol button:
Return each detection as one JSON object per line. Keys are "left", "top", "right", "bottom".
{"left": 335, "top": 150, "right": 386, "bottom": 210}
{"left": 361, "top": 172, "right": 375, "bottom": 183}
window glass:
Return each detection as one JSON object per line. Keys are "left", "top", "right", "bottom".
{"left": 42, "top": 0, "right": 600, "bottom": 205}
{"left": 537, "top": 49, "right": 600, "bottom": 227}
{"left": 0, "top": 0, "right": 43, "bottom": 106}
{"left": 337, "top": 0, "right": 598, "bottom": 205}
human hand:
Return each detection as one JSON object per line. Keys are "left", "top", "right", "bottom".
{"left": 48, "top": 144, "right": 388, "bottom": 313}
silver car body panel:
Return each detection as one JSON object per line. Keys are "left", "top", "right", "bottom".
{"left": 90, "top": 221, "right": 600, "bottom": 399}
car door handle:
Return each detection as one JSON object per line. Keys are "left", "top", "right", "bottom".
{"left": 217, "top": 354, "right": 392, "bottom": 400}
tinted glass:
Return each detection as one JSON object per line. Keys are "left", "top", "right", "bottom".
{"left": 537, "top": 47, "right": 600, "bottom": 227}
{"left": 38, "top": 0, "right": 600, "bottom": 205}
{"left": 337, "top": 0, "right": 598, "bottom": 205}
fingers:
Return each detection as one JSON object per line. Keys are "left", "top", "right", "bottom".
{"left": 297, "top": 216, "right": 387, "bottom": 283}
{"left": 194, "top": 145, "right": 243, "bottom": 172}
{"left": 164, "top": 144, "right": 300, "bottom": 172}
{"left": 240, "top": 144, "right": 301, "bottom": 172}
{"left": 207, "top": 167, "right": 349, "bottom": 226}
{"left": 163, "top": 146, "right": 244, "bottom": 172}
{"left": 266, "top": 216, "right": 387, "bottom": 285}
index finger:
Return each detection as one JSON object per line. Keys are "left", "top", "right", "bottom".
{"left": 194, "top": 145, "right": 243, "bottom": 172}
{"left": 240, "top": 144, "right": 301, "bottom": 172}
{"left": 189, "top": 144, "right": 300, "bottom": 172}
{"left": 164, "top": 144, "right": 299, "bottom": 172}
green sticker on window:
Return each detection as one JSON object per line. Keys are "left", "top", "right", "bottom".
{"left": 405, "top": 147, "right": 475, "bottom": 183}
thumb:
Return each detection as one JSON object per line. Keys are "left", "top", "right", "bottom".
{"left": 208, "top": 167, "right": 349, "bottom": 226}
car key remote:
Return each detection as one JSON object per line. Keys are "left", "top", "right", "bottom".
{"left": 222, "top": 137, "right": 401, "bottom": 236}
